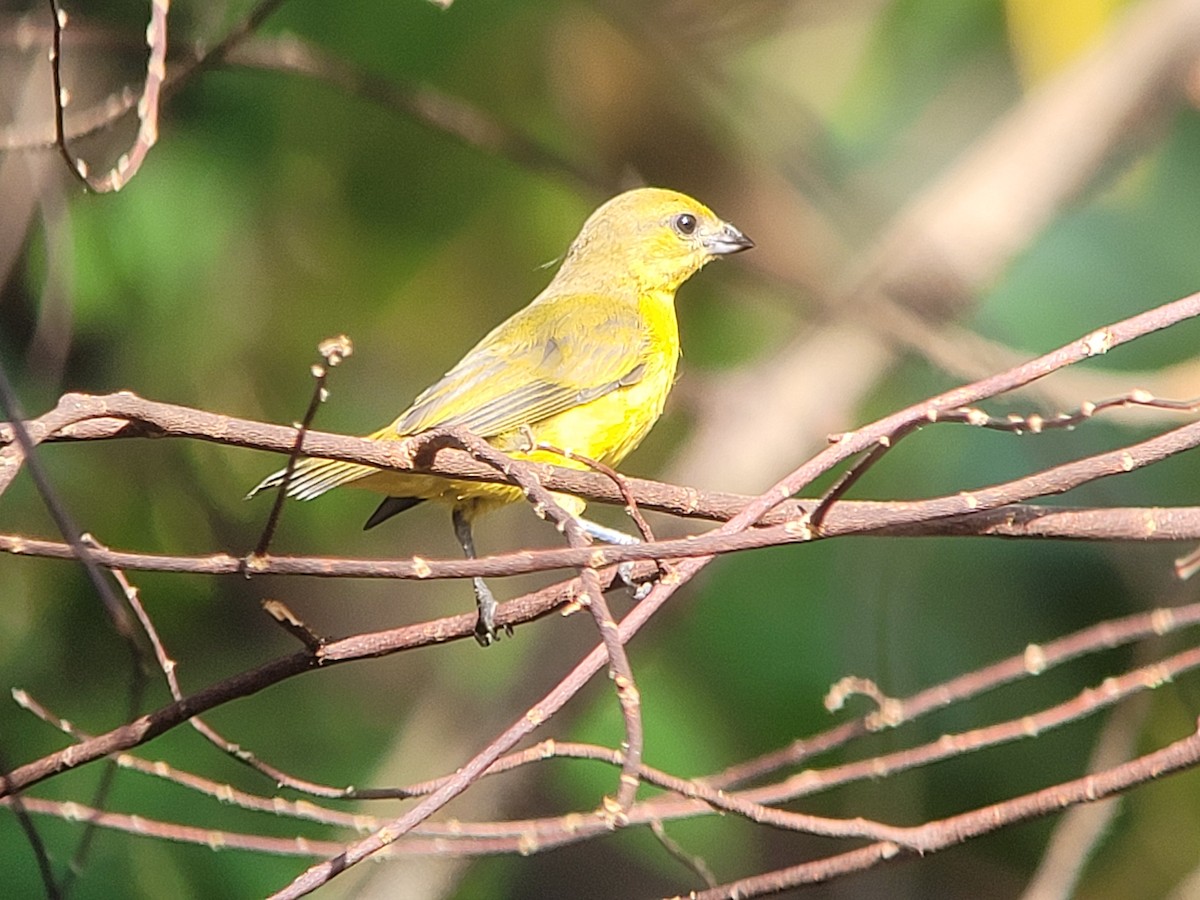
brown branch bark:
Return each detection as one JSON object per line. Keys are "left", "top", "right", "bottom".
{"left": 686, "top": 725, "right": 1200, "bottom": 899}
{"left": 3, "top": 503, "right": 1198, "bottom": 584}
{"left": 4, "top": 292, "right": 1200, "bottom": 895}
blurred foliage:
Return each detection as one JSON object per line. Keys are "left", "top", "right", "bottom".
{"left": 3, "top": 0, "right": 1200, "bottom": 897}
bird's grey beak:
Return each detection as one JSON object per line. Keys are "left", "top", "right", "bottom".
{"left": 705, "top": 221, "right": 754, "bottom": 255}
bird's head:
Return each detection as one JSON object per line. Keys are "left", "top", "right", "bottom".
{"left": 558, "top": 187, "right": 753, "bottom": 295}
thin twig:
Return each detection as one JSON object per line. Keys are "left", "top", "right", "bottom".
{"left": 0, "top": 748, "right": 59, "bottom": 899}
{"left": 261, "top": 599, "right": 325, "bottom": 653}
{"left": 0, "top": 343, "right": 151, "bottom": 888}
{"left": 251, "top": 336, "right": 352, "bottom": 558}
{"left": 12, "top": 637, "right": 1200, "bottom": 862}
{"left": 529, "top": 437, "right": 656, "bottom": 541}
{"left": 685, "top": 726, "right": 1200, "bottom": 899}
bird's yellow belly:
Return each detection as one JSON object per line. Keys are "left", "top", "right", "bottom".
{"left": 515, "top": 361, "right": 673, "bottom": 464}
{"left": 353, "top": 357, "right": 675, "bottom": 516}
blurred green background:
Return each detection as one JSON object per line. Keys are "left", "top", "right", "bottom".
{"left": 4, "top": 0, "right": 1200, "bottom": 896}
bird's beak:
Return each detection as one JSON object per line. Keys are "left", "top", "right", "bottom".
{"left": 704, "top": 221, "right": 755, "bottom": 255}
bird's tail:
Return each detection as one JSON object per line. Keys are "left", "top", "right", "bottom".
{"left": 247, "top": 456, "right": 377, "bottom": 501}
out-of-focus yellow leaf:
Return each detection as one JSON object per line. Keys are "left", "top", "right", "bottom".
{"left": 1006, "top": 0, "right": 1130, "bottom": 84}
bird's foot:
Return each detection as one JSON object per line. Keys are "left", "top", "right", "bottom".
{"left": 615, "top": 561, "right": 654, "bottom": 600}
{"left": 472, "top": 577, "right": 511, "bottom": 647}
{"left": 577, "top": 517, "right": 653, "bottom": 599}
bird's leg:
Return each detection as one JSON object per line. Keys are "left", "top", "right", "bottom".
{"left": 452, "top": 506, "right": 508, "bottom": 646}
{"left": 577, "top": 517, "right": 651, "bottom": 600}
{"left": 577, "top": 518, "right": 639, "bottom": 546}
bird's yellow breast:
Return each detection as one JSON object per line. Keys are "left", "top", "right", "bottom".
{"left": 506, "top": 287, "right": 678, "bottom": 462}
{"left": 354, "top": 289, "right": 679, "bottom": 515}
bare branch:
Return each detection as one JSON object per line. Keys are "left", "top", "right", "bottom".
{"left": 46, "top": 0, "right": 168, "bottom": 191}
{"left": 687, "top": 725, "right": 1200, "bottom": 900}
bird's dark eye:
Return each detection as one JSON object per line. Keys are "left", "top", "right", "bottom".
{"left": 672, "top": 213, "right": 697, "bottom": 236}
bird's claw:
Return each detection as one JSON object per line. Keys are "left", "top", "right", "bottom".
{"left": 471, "top": 577, "right": 511, "bottom": 647}
{"left": 473, "top": 604, "right": 495, "bottom": 646}
{"left": 617, "top": 561, "right": 654, "bottom": 601}
{"left": 473, "top": 612, "right": 513, "bottom": 647}
{"left": 474, "top": 615, "right": 497, "bottom": 647}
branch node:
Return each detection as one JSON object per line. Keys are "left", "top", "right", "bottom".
{"left": 1024, "top": 643, "right": 1047, "bottom": 675}
{"left": 262, "top": 599, "right": 325, "bottom": 652}
{"left": 825, "top": 676, "right": 905, "bottom": 730}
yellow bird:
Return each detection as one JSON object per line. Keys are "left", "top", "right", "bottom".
{"left": 251, "top": 187, "right": 753, "bottom": 644}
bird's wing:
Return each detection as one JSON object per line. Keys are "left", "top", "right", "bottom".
{"left": 391, "top": 293, "right": 648, "bottom": 438}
